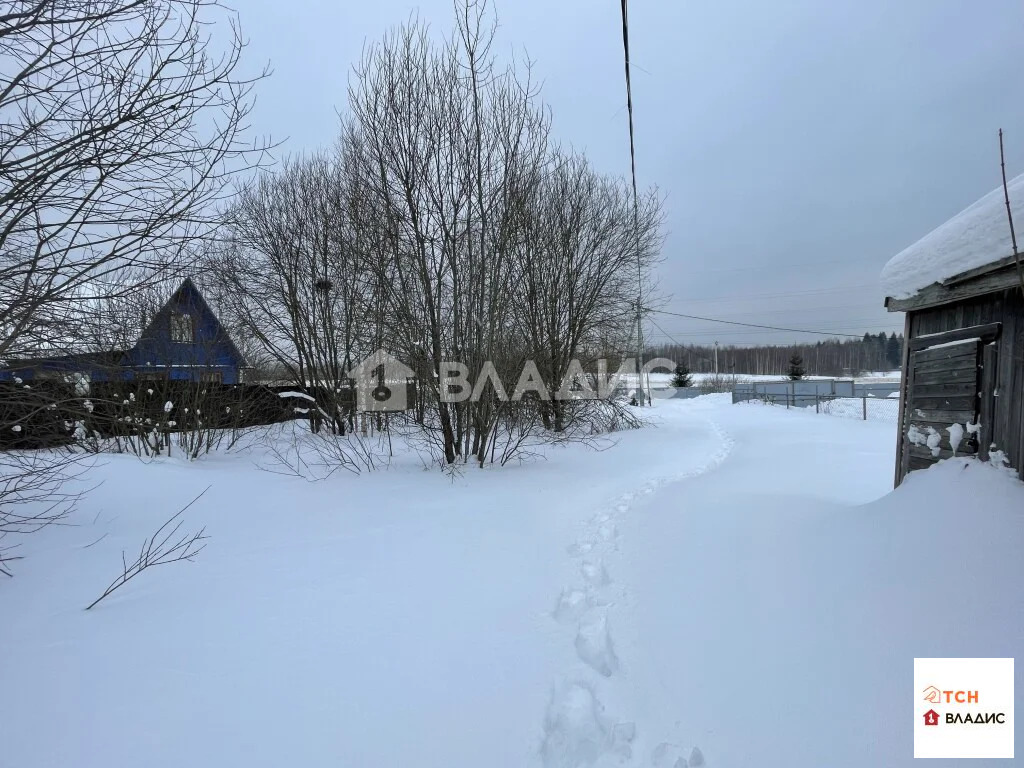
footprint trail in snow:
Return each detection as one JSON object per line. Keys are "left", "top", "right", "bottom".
{"left": 539, "top": 417, "right": 733, "bottom": 766}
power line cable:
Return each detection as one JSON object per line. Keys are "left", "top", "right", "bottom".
{"left": 646, "top": 325, "right": 901, "bottom": 337}
{"left": 648, "top": 316, "right": 902, "bottom": 332}
{"left": 647, "top": 308, "right": 866, "bottom": 338}
{"left": 619, "top": 0, "right": 639, "bottom": 214}
{"left": 679, "top": 257, "right": 857, "bottom": 275}
{"left": 647, "top": 316, "right": 714, "bottom": 364}
{"left": 672, "top": 283, "right": 878, "bottom": 303}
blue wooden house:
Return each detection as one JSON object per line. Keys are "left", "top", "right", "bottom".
{"left": 0, "top": 279, "right": 247, "bottom": 385}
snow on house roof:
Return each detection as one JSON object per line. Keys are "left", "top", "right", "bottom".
{"left": 881, "top": 172, "right": 1024, "bottom": 298}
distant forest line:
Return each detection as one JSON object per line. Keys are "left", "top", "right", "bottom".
{"left": 647, "top": 332, "right": 904, "bottom": 377}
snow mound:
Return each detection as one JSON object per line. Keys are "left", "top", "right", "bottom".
{"left": 553, "top": 588, "right": 596, "bottom": 624}
{"left": 540, "top": 682, "right": 633, "bottom": 767}
{"left": 651, "top": 742, "right": 687, "bottom": 767}
{"left": 881, "top": 172, "right": 1024, "bottom": 298}
{"left": 580, "top": 560, "right": 609, "bottom": 587}
{"left": 575, "top": 612, "right": 618, "bottom": 677}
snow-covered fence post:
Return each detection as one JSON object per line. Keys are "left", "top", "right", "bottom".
{"left": 862, "top": 397, "right": 868, "bottom": 421}
{"left": 815, "top": 394, "right": 820, "bottom": 413}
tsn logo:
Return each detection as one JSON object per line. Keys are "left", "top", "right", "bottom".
{"left": 915, "top": 658, "right": 1013, "bottom": 759}
{"left": 922, "top": 685, "right": 979, "bottom": 704}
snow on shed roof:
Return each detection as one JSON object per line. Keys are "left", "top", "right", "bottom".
{"left": 881, "top": 172, "right": 1024, "bottom": 298}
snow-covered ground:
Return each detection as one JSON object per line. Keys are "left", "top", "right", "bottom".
{"left": 2, "top": 395, "right": 1020, "bottom": 768}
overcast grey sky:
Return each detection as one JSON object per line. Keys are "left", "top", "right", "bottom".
{"left": 238, "top": 0, "right": 1024, "bottom": 346}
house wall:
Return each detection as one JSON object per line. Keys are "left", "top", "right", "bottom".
{"left": 901, "top": 288, "right": 1024, "bottom": 482}
{"left": 0, "top": 358, "right": 124, "bottom": 383}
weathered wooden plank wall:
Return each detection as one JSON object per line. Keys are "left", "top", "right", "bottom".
{"left": 902, "top": 288, "right": 1024, "bottom": 483}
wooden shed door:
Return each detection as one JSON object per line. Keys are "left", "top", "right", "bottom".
{"left": 902, "top": 337, "right": 987, "bottom": 477}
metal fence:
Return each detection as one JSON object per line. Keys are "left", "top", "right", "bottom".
{"left": 732, "top": 378, "right": 903, "bottom": 401}
{"left": 735, "top": 391, "right": 901, "bottom": 423}
{"left": 670, "top": 386, "right": 704, "bottom": 400}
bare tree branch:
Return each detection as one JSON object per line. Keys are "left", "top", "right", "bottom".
{"left": 85, "top": 484, "right": 209, "bottom": 609}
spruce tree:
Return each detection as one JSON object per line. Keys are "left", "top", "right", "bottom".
{"left": 787, "top": 354, "right": 805, "bottom": 381}
{"left": 671, "top": 363, "right": 693, "bottom": 388}
{"left": 886, "top": 333, "right": 901, "bottom": 369}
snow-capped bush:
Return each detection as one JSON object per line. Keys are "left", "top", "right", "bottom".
{"left": 70, "top": 372, "right": 90, "bottom": 396}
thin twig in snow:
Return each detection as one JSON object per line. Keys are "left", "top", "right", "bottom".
{"left": 85, "top": 486, "right": 211, "bottom": 610}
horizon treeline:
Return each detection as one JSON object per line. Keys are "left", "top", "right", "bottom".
{"left": 648, "top": 332, "right": 904, "bottom": 377}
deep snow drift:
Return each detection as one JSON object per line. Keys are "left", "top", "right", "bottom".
{"left": 1, "top": 395, "right": 1020, "bottom": 767}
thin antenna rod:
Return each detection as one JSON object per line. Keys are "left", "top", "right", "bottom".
{"left": 998, "top": 128, "right": 1024, "bottom": 296}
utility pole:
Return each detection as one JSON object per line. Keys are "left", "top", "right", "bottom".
{"left": 620, "top": 0, "right": 645, "bottom": 407}
{"left": 714, "top": 341, "right": 719, "bottom": 375}
{"left": 635, "top": 300, "right": 646, "bottom": 406}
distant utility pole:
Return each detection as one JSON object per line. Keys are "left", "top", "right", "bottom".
{"left": 620, "top": 0, "right": 646, "bottom": 406}
{"left": 714, "top": 341, "right": 719, "bottom": 375}
{"left": 635, "top": 300, "right": 646, "bottom": 405}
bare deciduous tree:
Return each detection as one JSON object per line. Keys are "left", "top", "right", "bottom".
{"left": 0, "top": 0, "right": 269, "bottom": 360}
{"left": 1, "top": 0, "right": 268, "bottom": 564}
{"left": 208, "top": 0, "right": 664, "bottom": 469}
{"left": 0, "top": 451, "right": 89, "bottom": 575}
{"left": 217, "top": 154, "right": 367, "bottom": 435}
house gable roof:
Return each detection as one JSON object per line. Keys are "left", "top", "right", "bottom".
{"left": 136, "top": 278, "right": 247, "bottom": 366}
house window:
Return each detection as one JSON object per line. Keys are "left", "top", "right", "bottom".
{"left": 170, "top": 312, "right": 193, "bottom": 343}
{"left": 200, "top": 371, "right": 222, "bottom": 384}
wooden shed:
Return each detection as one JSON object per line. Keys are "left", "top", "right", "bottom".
{"left": 883, "top": 175, "right": 1024, "bottom": 485}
